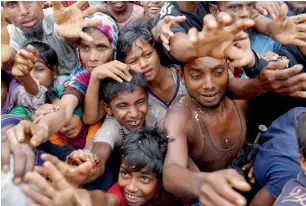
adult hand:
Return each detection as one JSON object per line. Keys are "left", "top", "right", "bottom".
{"left": 5, "top": 120, "right": 50, "bottom": 148}
{"left": 33, "top": 104, "right": 60, "bottom": 124}
{"left": 198, "top": 169, "right": 251, "bottom": 206}
{"left": 52, "top": 1, "right": 103, "bottom": 42}
{"left": 256, "top": 61, "right": 306, "bottom": 98}
{"left": 22, "top": 158, "right": 92, "bottom": 206}
{"left": 1, "top": 7, "right": 13, "bottom": 64}
{"left": 268, "top": 4, "right": 306, "bottom": 47}
{"left": 37, "top": 153, "right": 92, "bottom": 187}
{"left": 66, "top": 149, "right": 99, "bottom": 170}
{"left": 255, "top": 2, "right": 281, "bottom": 19}
{"left": 153, "top": 15, "right": 186, "bottom": 51}
{"left": 225, "top": 32, "right": 255, "bottom": 68}
{"left": 12, "top": 45, "right": 38, "bottom": 78}
{"left": 188, "top": 12, "right": 254, "bottom": 59}
{"left": 92, "top": 60, "right": 132, "bottom": 82}
{"left": 1, "top": 141, "right": 35, "bottom": 185}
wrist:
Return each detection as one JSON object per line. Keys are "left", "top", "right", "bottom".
{"left": 73, "top": 189, "right": 92, "bottom": 206}
{"left": 245, "top": 51, "right": 256, "bottom": 68}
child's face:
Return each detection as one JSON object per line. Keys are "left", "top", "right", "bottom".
{"left": 118, "top": 163, "right": 160, "bottom": 206}
{"left": 107, "top": 87, "right": 148, "bottom": 131}
{"left": 79, "top": 29, "right": 113, "bottom": 73}
{"left": 1, "top": 82, "right": 8, "bottom": 107}
{"left": 125, "top": 39, "right": 161, "bottom": 82}
{"left": 30, "top": 60, "right": 54, "bottom": 88}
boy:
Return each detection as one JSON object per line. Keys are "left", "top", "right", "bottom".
{"left": 21, "top": 127, "right": 184, "bottom": 206}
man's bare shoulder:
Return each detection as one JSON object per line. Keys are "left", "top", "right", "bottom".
{"left": 167, "top": 93, "right": 193, "bottom": 116}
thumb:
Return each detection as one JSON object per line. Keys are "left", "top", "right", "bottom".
{"left": 26, "top": 45, "right": 39, "bottom": 58}
{"left": 76, "top": 161, "right": 93, "bottom": 175}
{"left": 277, "top": 4, "right": 288, "bottom": 21}
{"left": 264, "top": 59, "right": 290, "bottom": 71}
{"left": 226, "top": 170, "right": 251, "bottom": 192}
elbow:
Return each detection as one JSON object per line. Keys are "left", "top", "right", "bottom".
{"left": 162, "top": 166, "right": 176, "bottom": 194}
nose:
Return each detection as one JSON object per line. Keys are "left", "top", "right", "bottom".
{"left": 128, "top": 106, "right": 138, "bottom": 119}
{"left": 126, "top": 178, "right": 138, "bottom": 193}
{"left": 139, "top": 58, "right": 148, "bottom": 70}
{"left": 240, "top": 6, "right": 250, "bottom": 19}
{"left": 19, "top": 2, "right": 30, "bottom": 16}
{"left": 203, "top": 75, "right": 214, "bottom": 90}
{"left": 88, "top": 50, "right": 98, "bottom": 63}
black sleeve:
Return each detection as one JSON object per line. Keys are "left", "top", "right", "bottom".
{"left": 244, "top": 51, "right": 269, "bottom": 78}
{"left": 38, "top": 141, "right": 75, "bottom": 161}
{"left": 277, "top": 45, "right": 306, "bottom": 70}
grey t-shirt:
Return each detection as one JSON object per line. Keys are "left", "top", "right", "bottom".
{"left": 7, "top": 8, "right": 77, "bottom": 75}
{"left": 93, "top": 104, "right": 167, "bottom": 149}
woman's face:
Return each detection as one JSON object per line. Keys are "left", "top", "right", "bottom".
{"left": 30, "top": 60, "right": 55, "bottom": 88}
{"left": 125, "top": 39, "right": 161, "bottom": 82}
{"left": 79, "top": 28, "right": 113, "bottom": 73}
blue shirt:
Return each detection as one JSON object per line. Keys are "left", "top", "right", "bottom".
{"left": 253, "top": 107, "right": 306, "bottom": 198}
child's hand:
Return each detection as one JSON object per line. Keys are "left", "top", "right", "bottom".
{"left": 66, "top": 149, "right": 99, "bottom": 171}
{"left": 12, "top": 45, "right": 38, "bottom": 78}
{"left": 91, "top": 60, "right": 132, "bottom": 82}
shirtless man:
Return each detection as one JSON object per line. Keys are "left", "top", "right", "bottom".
{"left": 163, "top": 56, "right": 252, "bottom": 206}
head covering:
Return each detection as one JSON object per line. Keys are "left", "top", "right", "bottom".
{"left": 83, "top": 12, "right": 119, "bottom": 59}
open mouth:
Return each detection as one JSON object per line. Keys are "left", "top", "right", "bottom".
{"left": 143, "top": 69, "right": 153, "bottom": 77}
{"left": 125, "top": 193, "right": 144, "bottom": 204}
{"left": 127, "top": 119, "right": 142, "bottom": 127}
{"left": 149, "top": 6, "right": 161, "bottom": 12}
{"left": 200, "top": 92, "right": 218, "bottom": 101}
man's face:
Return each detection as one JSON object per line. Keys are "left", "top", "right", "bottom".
{"left": 183, "top": 57, "right": 229, "bottom": 109}
{"left": 141, "top": 1, "right": 164, "bottom": 20}
{"left": 108, "top": 87, "right": 148, "bottom": 130}
{"left": 118, "top": 163, "right": 159, "bottom": 206}
{"left": 108, "top": 1, "right": 128, "bottom": 13}
{"left": 213, "top": 1, "right": 255, "bottom": 22}
{"left": 3, "top": 1, "right": 44, "bottom": 31}
{"left": 79, "top": 28, "right": 113, "bottom": 73}
{"left": 126, "top": 39, "right": 161, "bottom": 81}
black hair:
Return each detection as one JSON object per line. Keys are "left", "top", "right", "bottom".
{"left": 297, "top": 112, "right": 306, "bottom": 159}
{"left": 120, "top": 127, "right": 169, "bottom": 180}
{"left": 99, "top": 70, "right": 147, "bottom": 104}
{"left": 117, "top": 18, "right": 164, "bottom": 63}
{"left": 23, "top": 41, "right": 58, "bottom": 70}
{"left": 1, "top": 70, "right": 11, "bottom": 91}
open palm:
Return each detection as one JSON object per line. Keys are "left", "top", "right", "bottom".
{"left": 270, "top": 4, "right": 306, "bottom": 47}
{"left": 52, "top": 1, "right": 102, "bottom": 42}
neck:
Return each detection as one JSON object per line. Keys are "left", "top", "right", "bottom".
{"left": 148, "top": 65, "right": 170, "bottom": 89}
{"left": 191, "top": 96, "right": 227, "bottom": 117}
{"left": 177, "top": 2, "right": 198, "bottom": 12}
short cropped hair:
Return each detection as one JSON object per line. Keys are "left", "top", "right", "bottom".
{"left": 297, "top": 112, "right": 306, "bottom": 159}
{"left": 99, "top": 70, "right": 147, "bottom": 104}
{"left": 120, "top": 127, "right": 169, "bottom": 180}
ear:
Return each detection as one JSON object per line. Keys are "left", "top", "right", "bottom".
{"left": 299, "top": 154, "right": 306, "bottom": 172}
{"left": 179, "top": 69, "right": 185, "bottom": 85}
{"left": 103, "top": 102, "right": 113, "bottom": 116}
{"left": 209, "top": 4, "right": 219, "bottom": 17}
{"left": 52, "top": 67, "right": 57, "bottom": 80}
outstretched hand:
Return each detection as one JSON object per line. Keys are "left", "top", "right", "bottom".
{"left": 188, "top": 12, "right": 254, "bottom": 59}
{"left": 12, "top": 45, "right": 38, "bottom": 78}
{"left": 1, "top": 7, "right": 13, "bottom": 64}
{"left": 269, "top": 4, "right": 306, "bottom": 47}
{"left": 255, "top": 1, "right": 281, "bottom": 19}
{"left": 52, "top": 1, "right": 103, "bottom": 42}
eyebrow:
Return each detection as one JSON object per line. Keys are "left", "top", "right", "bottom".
{"left": 190, "top": 68, "right": 201, "bottom": 72}
{"left": 212, "top": 64, "right": 225, "bottom": 70}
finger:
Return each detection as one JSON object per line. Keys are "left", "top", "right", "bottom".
{"left": 200, "top": 185, "right": 237, "bottom": 206}
{"left": 234, "top": 31, "right": 249, "bottom": 41}
{"left": 293, "top": 38, "right": 306, "bottom": 47}
{"left": 43, "top": 161, "right": 70, "bottom": 189}
{"left": 164, "top": 15, "right": 186, "bottom": 25}
{"left": 216, "top": 12, "right": 232, "bottom": 29}
{"left": 203, "top": 14, "right": 218, "bottom": 31}
{"left": 277, "top": 4, "right": 288, "bottom": 21}
{"left": 255, "top": 5, "right": 268, "bottom": 16}
{"left": 51, "top": 1, "right": 62, "bottom": 10}
{"left": 22, "top": 184, "right": 52, "bottom": 205}
{"left": 112, "top": 67, "right": 131, "bottom": 82}
{"left": 296, "top": 24, "right": 306, "bottom": 32}
{"left": 6, "top": 127, "right": 19, "bottom": 144}
{"left": 79, "top": 31, "right": 93, "bottom": 42}
{"left": 288, "top": 91, "right": 306, "bottom": 98}
{"left": 264, "top": 59, "right": 290, "bottom": 71}
{"left": 188, "top": 27, "right": 199, "bottom": 44}
{"left": 293, "top": 14, "right": 306, "bottom": 24}
{"left": 162, "top": 41, "right": 171, "bottom": 51}
{"left": 82, "top": 5, "right": 104, "bottom": 18}
{"left": 267, "top": 6, "right": 277, "bottom": 19}
{"left": 226, "top": 170, "right": 252, "bottom": 192}
{"left": 26, "top": 45, "right": 39, "bottom": 58}
{"left": 11, "top": 144, "right": 27, "bottom": 184}
{"left": 33, "top": 114, "right": 44, "bottom": 124}
{"left": 248, "top": 167, "right": 254, "bottom": 179}
{"left": 23, "top": 144, "right": 35, "bottom": 174}
{"left": 34, "top": 166, "right": 49, "bottom": 177}
{"left": 15, "top": 55, "right": 34, "bottom": 70}
{"left": 242, "top": 160, "right": 253, "bottom": 170}
{"left": 107, "top": 72, "right": 124, "bottom": 83}
{"left": 229, "top": 19, "right": 255, "bottom": 35}
{"left": 160, "top": 32, "right": 171, "bottom": 45}
{"left": 24, "top": 172, "right": 55, "bottom": 198}
{"left": 75, "top": 161, "right": 94, "bottom": 175}
{"left": 19, "top": 49, "right": 36, "bottom": 63}
{"left": 81, "top": 19, "right": 101, "bottom": 28}
{"left": 40, "top": 154, "right": 70, "bottom": 176}
{"left": 16, "top": 120, "right": 32, "bottom": 143}
{"left": 30, "top": 126, "right": 49, "bottom": 148}
{"left": 1, "top": 142, "right": 11, "bottom": 172}
{"left": 273, "top": 64, "right": 303, "bottom": 80}
{"left": 278, "top": 72, "right": 306, "bottom": 93}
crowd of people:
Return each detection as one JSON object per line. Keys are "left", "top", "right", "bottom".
{"left": 1, "top": 1, "right": 306, "bottom": 206}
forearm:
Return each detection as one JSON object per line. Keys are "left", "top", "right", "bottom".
{"left": 227, "top": 78, "right": 264, "bottom": 99}
{"left": 83, "top": 77, "right": 105, "bottom": 124}
{"left": 298, "top": 46, "right": 306, "bottom": 56}
{"left": 170, "top": 33, "right": 197, "bottom": 62}
{"left": 253, "top": 15, "right": 272, "bottom": 36}
{"left": 88, "top": 190, "right": 118, "bottom": 206}
{"left": 17, "top": 75, "right": 38, "bottom": 95}
{"left": 84, "top": 160, "right": 106, "bottom": 184}
{"left": 1, "top": 50, "right": 15, "bottom": 71}
{"left": 163, "top": 164, "right": 203, "bottom": 199}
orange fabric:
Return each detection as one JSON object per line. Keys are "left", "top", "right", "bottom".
{"left": 86, "top": 122, "right": 102, "bottom": 140}
{"left": 49, "top": 133, "right": 67, "bottom": 146}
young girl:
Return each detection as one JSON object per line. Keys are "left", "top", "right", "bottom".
{"left": 22, "top": 127, "right": 184, "bottom": 206}
{"left": 1, "top": 41, "right": 57, "bottom": 119}
{"left": 118, "top": 19, "right": 186, "bottom": 111}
